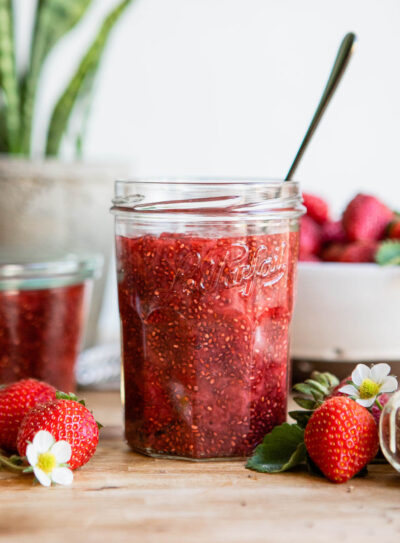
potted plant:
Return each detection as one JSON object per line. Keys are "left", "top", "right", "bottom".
{"left": 0, "top": 0, "right": 133, "bottom": 346}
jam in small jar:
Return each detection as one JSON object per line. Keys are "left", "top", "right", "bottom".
{"left": 112, "top": 179, "right": 304, "bottom": 460}
{"left": 0, "top": 253, "right": 102, "bottom": 391}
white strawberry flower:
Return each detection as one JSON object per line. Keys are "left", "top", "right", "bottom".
{"left": 339, "top": 363, "right": 398, "bottom": 408}
{"left": 26, "top": 430, "right": 73, "bottom": 487}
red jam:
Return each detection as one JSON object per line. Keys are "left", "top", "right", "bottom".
{"left": 0, "top": 284, "right": 85, "bottom": 391}
{"left": 117, "top": 231, "right": 299, "bottom": 459}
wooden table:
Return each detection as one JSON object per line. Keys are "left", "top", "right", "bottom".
{"left": 1, "top": 391, "right": 400, "bottom": 543}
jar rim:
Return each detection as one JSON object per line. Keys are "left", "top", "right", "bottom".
{"left": 111, "top": 177, "right": 304, "bottom": 221}
{"left": 113, "top": 176, "right": 301, "bottom": 192}
{"left": 0, "top": 253, "right": 103, "bottom": 291}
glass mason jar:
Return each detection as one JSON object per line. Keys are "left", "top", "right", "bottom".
{"left": 111, "top": 179, "right": 304, "bottom": 460}
{"left": 0, "top": 253, "right": 102, "bottom": 391}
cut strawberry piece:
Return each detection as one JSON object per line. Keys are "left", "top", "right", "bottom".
{"left": 303, "top": 193, "right": 330, "bottom": 224}
{"left": 342, "top": 193, "right": 393, "bottom": 242}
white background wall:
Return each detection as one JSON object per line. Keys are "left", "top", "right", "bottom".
{"left": 17, "top": 0, "right": 400, "bottom": 215}
{"left": 15, "top": 0, "right": 400, "bottom": 341}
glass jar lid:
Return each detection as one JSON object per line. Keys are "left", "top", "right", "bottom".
{"left": 0, "top": 251, "right": 103, "bottom": 291}
{"left": 111, "top": 177, "right": 304, "bottom": 222}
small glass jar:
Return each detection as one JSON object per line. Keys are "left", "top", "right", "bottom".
{"left": 112, "top": 179, "right": 304, "bottom": 460}
{"left": 0, "top": 253, "right": 102, "bottom": 391}
{"left": 380, "top": 391, "right": 400, "bottom": 472}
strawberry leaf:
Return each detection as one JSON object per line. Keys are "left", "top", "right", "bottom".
{"left": 0, "top": 452, "right": 27, "bottom": 473}
{"left": 293, "top": 397, "right": 317, "bottom": 410}
{"left": 375, "top": 241, "right": 400, "bottom": 266}
{"left": 246, "top": 423, "right": 306, "bottom": 473}
{"left": 9, "top": 455, "right": 24, "bottom": 466}
{"left": 292, "top": 383, "right": 314, "bottom": 396}
{"left": 289, "top": 410, "right": 313, "bottom": 429}
{"left": 306, "top": 455, "right": 324, "bottom": 477}
{"left": 56, "top": 391, "right": 86, "bottom": 406}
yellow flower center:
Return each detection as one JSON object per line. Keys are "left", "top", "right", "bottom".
{"left": 359, "top": 378, "right": 380, "bottom": 399}
{"left": 37, "top": 452, "right": 57, "bottom": 474}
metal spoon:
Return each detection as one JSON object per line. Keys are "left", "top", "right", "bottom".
{"left": 285, "top": 32, "right": 357, "bottom": 181}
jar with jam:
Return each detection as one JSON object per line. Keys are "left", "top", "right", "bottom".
{"left": 112, "top": 179, "right": 304, "bottom": 460}
{"left": 0, "top": 253, "right": 102, "bottom": 391}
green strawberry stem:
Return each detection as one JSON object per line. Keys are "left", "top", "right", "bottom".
{"left": 293, "top": 371, "right": 339, "bottom": 411}
{"left": 0, "top": 452, "right": 27, "bottom": 473}
{"left": 375, "top": 398, "right": 383, "bottom": 410}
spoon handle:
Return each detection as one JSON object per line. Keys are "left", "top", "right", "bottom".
{"left": 285, "top": 32, "right": 357, "bottom": 181}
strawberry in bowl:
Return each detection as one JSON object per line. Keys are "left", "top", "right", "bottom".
{"left": 292, "top": 192, "right": 400, "bottom": 363}
{"left": 299, "top": 191, "right": 395, "bottom": 263}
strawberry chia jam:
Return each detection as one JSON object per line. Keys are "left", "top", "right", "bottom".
{"left": 0, "top": 254, "right": 102, "bottom": 391}
{"left": 112, "top": 179, "right": 304, "bottom": 459}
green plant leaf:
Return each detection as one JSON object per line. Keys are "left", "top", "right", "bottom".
{"left": 0, "top": 0, "right": 20, "bottom": 153}
{"left": 20, "top": 0, "right": 93, "bottom": 154}
{"left": 0, "top": 111, "right": 7, "bottom": 152}
{"left": 45, "top": 0, "right": 133, "bottom": 156}
{"left": 246, "top": 423, "right": 306, "bottom": 473}
{"left": 375, "top": 241, "right": 400, "bottom": 266}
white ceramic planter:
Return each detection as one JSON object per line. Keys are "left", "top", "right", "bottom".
{"left": 0, "top": 157, "right": 129, "bottom": 347}
{"left": 291, "top": 262, "right": 400, "bottom": 361}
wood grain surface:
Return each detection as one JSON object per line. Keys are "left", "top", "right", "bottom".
{"left": 1, "top": 391, "right": 400, "bottom": 543}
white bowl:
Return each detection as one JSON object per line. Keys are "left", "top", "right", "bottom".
{"left": 291, "top": 262, "right": 400, "bottom": 362}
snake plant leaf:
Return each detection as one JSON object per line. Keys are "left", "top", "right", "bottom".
{"left": 0, "top": 107, "right": 8, "bottom": 152}
{"left": 45, "top": 0, "right": 132, "bottom": 157}
{"left": 0, "top": 0, "right": 20, "bottom": 153}
{"left": 20, "top": 0, "right": 93, "bottom": 155}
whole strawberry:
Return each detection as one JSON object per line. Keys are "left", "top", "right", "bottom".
{"left": 338, "top": 241, "right": 378, "bottom": 263}
{"left": 0, "top": 379, "right": 56, "bottom": 452}
{"left": 320, "top": 243, "right": 345, "bottom": 262}
{"left": 321, "top": 220, "right": 347, "bottom": 245}
{"left": 371, "top": 393, "right": 390, "bottom": 425}
{"left": 387, "top": 218, "right": 400, "bottom": 240}
{"left": 300, "top": 215, "right": 322, "bottom": 255}
{"left": 303, "top": 193, "right": 330, "bottom": 225}
{"left": 304, "top": 396, "right": 379, "bottom": 483}
{"left": 342, "top": 193, "right": 393, "bottom": 242}
{"left": 298, "top": 249, "right": 320, "bottom": 262}
{"left": 17, "top": 393, "right": 99, "bottom": 469}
